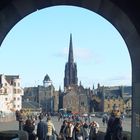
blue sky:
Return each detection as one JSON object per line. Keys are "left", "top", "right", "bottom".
{"left": 0, "top": 6, "right": 131, "bottom": 90}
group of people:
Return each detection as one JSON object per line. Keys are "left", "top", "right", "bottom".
{"left": 15, "top": 107, "right": 125, "bottom": 140}
{"left": 15, "top": 110, "right": 58, "bottom": 140}
{"left": 15, "top": 110, "right": 100, "bottom": 140}
{"left": 59, "top": 119, "right": 99, "bottom": 140}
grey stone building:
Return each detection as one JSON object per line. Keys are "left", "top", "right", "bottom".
{"left": 23, "top": 74, "right": 59, "bottom": 113}
{"left": 61, "top": 35, "right": 89, "bottom": 114}
{"left": 90, "top": 84, "right": 132, "bottom": 113}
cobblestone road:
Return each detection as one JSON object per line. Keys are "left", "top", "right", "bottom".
{"left": 0, "top": 116, "right": 131, "bottom": 133}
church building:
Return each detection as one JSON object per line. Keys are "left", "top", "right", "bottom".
{"left": 64, "top": 34, "right": 78, "bottom": 89}
{"left": 62, "top": 34, "right": 89, "bottom": 114}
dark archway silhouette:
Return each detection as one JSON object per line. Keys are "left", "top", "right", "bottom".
{"left": 0, "top": 0, "right": 140, "bottom": 139}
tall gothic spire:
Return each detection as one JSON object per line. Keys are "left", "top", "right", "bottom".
{"left": 68, "top": 34, "right": 74, "bottom": 63}
{"left": 64, "top": 34, "right": 78, "bottom": 88}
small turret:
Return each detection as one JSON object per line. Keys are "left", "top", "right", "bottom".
{"left": 43, "top": 74, "right": 52, "bottom": 87}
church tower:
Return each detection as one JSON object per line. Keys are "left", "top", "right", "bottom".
{"left": 64, "top": 34, "right": 78, "bottom": 88}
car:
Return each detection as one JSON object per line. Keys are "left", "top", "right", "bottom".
{"left": 90, "top": 113, "right": 95, "bottom": 117}
{"left": 82, "top": 113, "right": 88, "bottom": 117}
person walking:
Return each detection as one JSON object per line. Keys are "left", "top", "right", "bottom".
{"left": 37, "top": 115, "right": 47, "bottom": 140}
{"left": 111, "top": 117, "right": 123, "bottom": 140}
{"left": 104, "top": 107, "right": 122, "bottom": 140}
{"left": 89, "top": 121, "right": 99, "bottom": 140}
{"left": 73, "top": 122, "right": 84, "bottom": 140}
{"left": 64, "top": 121, "right": 74, "bottom": 140}
{"left": 59, "top": 120, "right": 68, "bottom": 140}
{"left": 83, "top": 122, "right": 90, "bottom": 140}
{"left": 46, "top": 116, "right": 58, "bottom": 140}
{"left": 23, "top": 119, "right": 36, "bottom": 140}
{"left": 18, "top": 109, "right": 26, "bottom": 130}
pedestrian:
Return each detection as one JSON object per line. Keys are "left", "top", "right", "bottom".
{"left": 37, "top": 115, "right": 47, "bottom": 140}
{"left": 89, "top": 121, "right": 99, "bottom": 140}
{"left": 83, "top": 122, "right": 90, "bottom": 140}
{"left": 102, "top": 117, "right": 106, "bottom": 126}
{"left": 64, "top": 121, "right": 74, "bottom": 140}
{"left": 46, "top": 116, "right": 58, "bottom": 140}
{"left": 59, "top": 120, "right": 68, "bottom": 140}
{"left": 73, "top": 122, "right": 83, "bottom": 140}
{"left": 104, "top": 107, "right": 121, "bottom": 140}
{"left": 111, "top": 117, "right": 123, "bottom": 140}
{"left": 23, "top": 119, "right": 36, "bottom": 140}
{"left": 18, "top": 109, "right": 26, "bottom": 130}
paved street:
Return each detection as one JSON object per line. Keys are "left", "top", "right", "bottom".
{"left": 0, "top": 116, "right": 131, "bottom": 133}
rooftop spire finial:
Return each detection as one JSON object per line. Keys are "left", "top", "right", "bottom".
{"left": 68, "top": 34, "right": 74, "bottom": 63}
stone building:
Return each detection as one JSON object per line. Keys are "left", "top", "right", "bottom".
{"left": 23, "top": 74, "right": 59, "bottom": 113}
{"left": 62, "top": 85, "right": 89, "bottom": 114}
{"left": 0, "top": 74, "right": 24, "bottom": 113}
{"left": 64, "top": 34, "right": 78, "bottom": 88}
{"left": 124, "top": 97, "right": 132, "bottom": 115}
{"left": 92, "top": 84, "right": 132, "bottom": 113}
{"left": 61, "top": 35, "right": 89, "bottom": 114}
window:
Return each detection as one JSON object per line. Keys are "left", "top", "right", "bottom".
{"left": 13, "top": 89, "right": 16, "bottom": 93}
{"left": 81, "top": 102, "right": 84, "bottom": 106}
{"left": 18, "top": 89, "right": 21, "bottom": 93}
{"left": 14, "top": 82, "right": 16, "bottom": 87}
{"left": 18, "top": 83, "right": 20, "bottom": 86}
{"left": 5, "top": 89, "right": 7, "bottom": 93}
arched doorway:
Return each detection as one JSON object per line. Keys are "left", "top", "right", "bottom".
{"left": 0, "top": 0, "right": 140, "bottom": 139}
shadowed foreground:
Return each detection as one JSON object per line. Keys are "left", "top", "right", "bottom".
{"left": 0, "top": 130, "right": 131, "bottom": 140}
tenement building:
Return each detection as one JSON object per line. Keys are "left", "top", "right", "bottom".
{"left": 0, "top": 74, "right": 24, "bottom": 113}
{"left": 90, "top": 84, "right": 131, "bottom": 114}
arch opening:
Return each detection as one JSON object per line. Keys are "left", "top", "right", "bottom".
{"left": 1, "top": 1, "right": 140, "bottom": 139}
{"left": 2, "top": 4, "right": 131, "bottom": 137}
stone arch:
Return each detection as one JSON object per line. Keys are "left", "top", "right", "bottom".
{"left": 0, "top": 0, "right": 140, "bottom": 139}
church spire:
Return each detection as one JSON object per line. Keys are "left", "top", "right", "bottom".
{"left": 64, "top": 34, "right": 78, "bottom": 88}
{"left": 68, "top": 34, "right": 74, "bottom": 63}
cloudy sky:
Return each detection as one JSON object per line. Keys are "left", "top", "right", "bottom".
{"left": 0, "top": 6, "right": 132, "bottom": 90}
